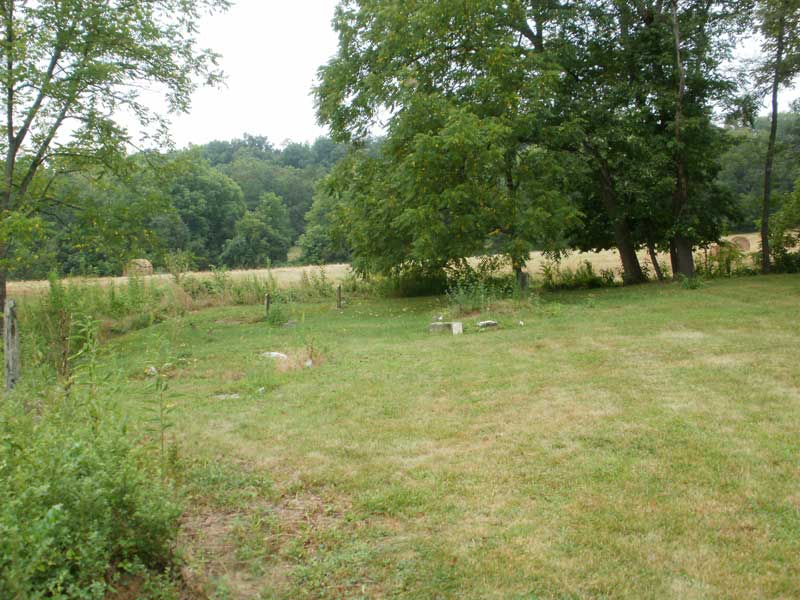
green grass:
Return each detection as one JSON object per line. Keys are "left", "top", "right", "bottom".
{"left": 99, "top": 276, "right": 800, "bottom": 599}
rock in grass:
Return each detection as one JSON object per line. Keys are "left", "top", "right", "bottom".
{"left": 429, "top": 322, "right": 463, "bottom": 335}
{"left": 214, "top": 393, "right": 240, "bottom": 400}
{"left": 477, "top": 320, "right": 498, "bottom": 329}
{"left": 261, "top": 351, "right": 289, "bottom": 360}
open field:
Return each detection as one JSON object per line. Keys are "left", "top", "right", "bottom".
{"left": 6, "top": 233, "right": 763, "bottom": 298}
{"left": 96, "top": 273, "right": 799, "bottom": 599}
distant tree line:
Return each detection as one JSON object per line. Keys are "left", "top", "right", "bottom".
{"left": 4, "top": 135, "right": 348, "bottom": 279}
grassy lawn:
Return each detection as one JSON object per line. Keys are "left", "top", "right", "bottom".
{"left": 104, "top": 275, "right": 800, "bottom": 599}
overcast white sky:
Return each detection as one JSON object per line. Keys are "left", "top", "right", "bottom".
{"left": 165, "top": 0, "right": 799, "bottom": 149}
{"left": 168, "top": 0, "right": 341, "bottom": 148}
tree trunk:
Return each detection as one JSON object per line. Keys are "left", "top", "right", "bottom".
{"left": 670, "top": 0, "right": 695, "bottom": 279}
{"left": 672, "top": 234, "right": 695, "bottom": 278}
{"left": 596, "top": 163, "right": 644, "bottom": 284}
{"left": 0, "top": 245, "right": 6, "bottom": 336}
{"left": 669, "top": 240, "right": 679, "bottom": 279}
{"left": 512, "top": 260, "right": 528, "bottom": 291}
{"left": 762, "top": 14, "right": 785, "bottom": 274}
{"left": 4, "top": 297, "right": 19, "bottom": 391}
{"left": 647, "top": 242, "right": 664, "bottom": 281}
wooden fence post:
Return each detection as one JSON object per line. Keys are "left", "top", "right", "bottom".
{"left": 5, "top": 299, "right": 20, "bottom": 391}
{"left": 265, "top": 293, "right": 271, "bottom": 317}
{"left": 337, "top": 284, "right": 342, "bottom": 310}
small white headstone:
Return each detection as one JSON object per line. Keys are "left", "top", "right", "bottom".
{"left": 261, "top": 351, "right": 289, "bottom": 360}
{"left": 429, "top": 322, "right": 463, "bottom": 335}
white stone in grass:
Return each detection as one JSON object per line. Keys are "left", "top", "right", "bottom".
{"left": 260, "top": 351, "right": 288, "bottom": 360}
{"left": 304, "top": 359, "right": 314, "bottom": 368}
{"left": 145, "top": 365, "right": 158, "bottom": 376}
{"left": 477, "top": 320, "right": 499, "bottom": 328}
{"left": 214, "top": 393, "right": 240, "bottom": 400}
{"left": 429, "top": 322, "right": 463, "bottom": 335}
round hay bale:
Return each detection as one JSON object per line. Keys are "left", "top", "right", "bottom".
{"left": 731, "top": 236, "right": 751, "bottom": 252}
{"left": 124, "top": 258, "right": 153, "bottom": 277}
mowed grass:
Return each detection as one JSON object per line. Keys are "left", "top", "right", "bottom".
{"left": 103, "top": 275, "right": 800, "bottom": 599}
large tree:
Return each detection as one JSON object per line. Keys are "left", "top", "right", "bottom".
{"left": 316, "top": 0, "right": 736, "bottom": 283}
{"left": 0, "top": 0, "right": 229, "bottom": 310}
{"left": 316, "top": 0, "right": 585, "bottom": 284}
{"left": 754, "top": 0, "right": 800, "bottom": 272}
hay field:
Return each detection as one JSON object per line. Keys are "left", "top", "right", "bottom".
{"left": 7, "top": 233, "right": 761, "bottom": 297}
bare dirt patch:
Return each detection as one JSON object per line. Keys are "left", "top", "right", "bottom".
{"left": 179, "top": 489, "right": 351, "bottom": 599}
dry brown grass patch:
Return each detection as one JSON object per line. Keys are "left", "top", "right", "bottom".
{"left": 179, "top": 488, "right": 351, "bottom": 599}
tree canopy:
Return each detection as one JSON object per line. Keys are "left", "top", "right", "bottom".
{"left": 315, "top": 0, "right": 749, "bottom": 283}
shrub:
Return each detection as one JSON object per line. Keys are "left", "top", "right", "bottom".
{"left": 695, "top": 243, "right": 757, "bottom": 278}
{"left": 769, "top": 188, "right": 800, "bottom": 273}
{"left": 266, "top": 302, "right": 289, "bottom": 326}
{"left": 679, "top": 274, "right": 702, "bottom": 289}
{"left": 0, "top": 394, "right": 181, "bottom": 598}
{"left": 163, "top": 250, "right": 194, "bottom": 284}
{"left": 540, "top": 260, "right": 616, "bottom": 290}
{"left": 446, "top": 280, "right": 493, "bottom": 315}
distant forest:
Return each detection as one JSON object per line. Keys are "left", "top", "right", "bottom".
{"left": 6, "top": 112, "right": 799, "bottom": 280}
{"left": 6, "top": 135, "right": 349, "bottom": 279}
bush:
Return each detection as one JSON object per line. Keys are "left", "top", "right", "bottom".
{"left": 695, "top": 243, "right": 757, "bottom": 278}
{"left": 446, "top": 280, "right": 493, "bottom": 315}
{"left": 0, "top": 394, "right": 181, "bottom": 598}
{"left": 679, "top": 273, "right": 702, "bottom": 289}
{"left": 540, "top": 260, "right": 616, "bottom": 290}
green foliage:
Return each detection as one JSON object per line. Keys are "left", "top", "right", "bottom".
{"left": 21, "top": 276, "right": 177, "bottom": 377}
{"left": 769, "top": 183, "right": 800, "bottom": 272}
{"left": 0, "top": 213, "right": 55, "bottom": 280}
{"left": 540, "top": 260, "right": 616, "bottom": 291}
{"left": 679, "top": 274, "right": 703, "bottom": 290}
{"left": 164, "top": 250, "right": 194, "bottom": 284}
{"left": 298, "top": 189, "right": 351, "bottom": 265}
{"left": 717, "top": 116, "right": 800, "bottom": 231}
{"left": 167, "top": 158, "right": 247, "bottom": 269}
{"left": 695, "top": 243, "right": 759, "bottom": 278}
{"left": 0, "top": 394, "right": 181, "bottom": 598}
{"left": 220, "top": 193, "right": 293, "bottom": 267}
{"left": 444, "top": 257, "right": 518, "bottom": 314}
{"left": 266, "top": 302, "right": 289, "bottom": 327}
{"left": 446, "top": 281, "right": 495, "bottom": 315}
{"left": 0, "top": 0, "right": 230, "bottom": 288}
{"left": 315, "top": 0, "right": 747, "bottom": 282}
